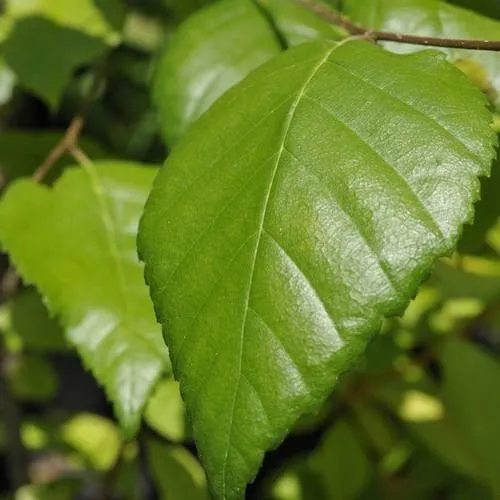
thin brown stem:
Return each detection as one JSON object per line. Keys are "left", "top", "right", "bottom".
{"left": 32, "top": 116, "right": 85, "bottom": 182}
{"left": 296, "top": 0, "right": 500, "bottom": 51}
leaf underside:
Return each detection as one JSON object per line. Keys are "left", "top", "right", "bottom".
{"left": 0, "top": 162, "right": 169, "bottom": 437}
{"left": 139, "top": 40, "right": 496, "bottom": 499}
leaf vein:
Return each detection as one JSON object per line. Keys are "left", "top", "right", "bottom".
{"left": 220, "top": 46, "right": 338, "bottom": 497}
{"left": 302, "top": 93, "right": 446, "bottom": 242}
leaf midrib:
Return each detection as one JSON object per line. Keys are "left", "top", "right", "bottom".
{"left": 219, "top": 43, "right": 337, "bottom": 497}
{"left": 82, "top": 162, "right": 131, "bottom": 336}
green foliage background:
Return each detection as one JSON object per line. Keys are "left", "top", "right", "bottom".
{"left": 0, "top": 0, "right": 500, "bottom": 499}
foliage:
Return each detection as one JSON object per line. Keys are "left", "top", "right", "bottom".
{"left": 0, "top": 1, "right": 500, "bottom": 500}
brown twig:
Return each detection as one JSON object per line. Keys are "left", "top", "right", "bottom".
{"left": 296, "top": 0, "right": 500, "bottom": 51}
{"left": 32, "top": 116, "right": 86, "bottom": 182}
{"left": 31, "top": 53, "right": 107, "bottom": 183}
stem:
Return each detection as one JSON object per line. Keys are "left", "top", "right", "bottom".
{"left": 296, "top": 0, "right": 500, "bottom": 51}
{"left": 32, "top": 116, "right": 86, "bottom": 182}
{"left": 32, "top": 55, "right": 107, "bottom": 183}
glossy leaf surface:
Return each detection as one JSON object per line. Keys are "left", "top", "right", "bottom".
{"left": 140, "top": 40, "right": 496, "bottom": 498}
{"left": 0, "top": 161, "right": 169, "bottom": 436}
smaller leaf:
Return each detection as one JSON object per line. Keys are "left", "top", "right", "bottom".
{"left": 15, "top": 480, "right": 82, "bottom": 500}
{"left": 0, "top": 57, "right": 15, "bottom": 106}
{"left": 309, "top": 420, "right": 371, "bottom": 500}
{"left": 258, "top": 0, "right": 346, "bottom": 45}
{"left": 0, "top": 161, "right": 169, "bottom": 436}
{"left": 162, "top": 0, "right": 215, "bottom": 21}
{"left": 459, "top": 152, "right": 500, "bottom": 254}
{"left": 10, "top": 288, "right": 68, "bottom": 353}
{"left": 62, "top": 414, "right": 121, "bottom": 471}
{"left": 5, "top": 0, "right": 124, "bottom": 43}
{"left": 442, "top": 339, "right": 500, "bottom": 495}
{"left": 8, "top": 354, "right": 58, "bottom": 402}
{"left": 410, "top": 414, "right": 484, "bottom": 482}
{"left": 145, "top": 378, "right": 189, "bottom": 442}
{"left": 3, "top": 17, "right": 105, "bottom": 109}
{"left": 153, "top": 0, "right": 283, "bottom": 147}
{"left": 148, "top": 439, "right": 210, "bottom": 500}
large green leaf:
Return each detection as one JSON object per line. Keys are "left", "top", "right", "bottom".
{"left": 0, "top": 161, "right": 169, "bottom": 436}
{"left": 139, "top": 40, "right": 496, "bottom": 498}
{"left": 153, "top": 0, "right": 282, "bottom": 148}
{"left": 343, "top": 0, "right": 500, "bottom": 109}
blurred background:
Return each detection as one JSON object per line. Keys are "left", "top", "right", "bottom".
{"left": 1, "top": 0, "right": 500, "bottom": 499}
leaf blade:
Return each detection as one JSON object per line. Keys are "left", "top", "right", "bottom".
{"left": 0, "top": 161, "right": 169, "bottom": 436}
{"left": 139, "top": 41, "right": 496, "bottom": 498}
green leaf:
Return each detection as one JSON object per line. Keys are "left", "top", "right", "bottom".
{"left": 1, "top": 0, "right": 123, "bottom": 108}
{"left": 9, "top": 289, "right": 68, "bottom": 352}
{"left": 139, "top": 40, "right": 496, "bottom": 498}
{"left": 8, "top": 353, "right": 58, "bottom": 402}
{"left": 3, "top": 18, "right": 105, "bottom": 109}
{"left": 153, "top": 0, "right": 283, "bottom": 147}
{"left": 342, "top": 0, "right": 500, "bottom": 108}
{"left": 410, "top": 415, "right": 484, "bottom": 482}
{"left": 0, "top": 161, "right": 169, "bottom": 436}
{"left": 441, "top": 339, "right": 500, "bottom": 494}
{"left": 309, "top": 420, "right": 371, "bottom": 499}
{"left": 162, "top": 0, "right": 215, "bottom": 21}
{"left": 0, "top": 57, "right": 15, "bottom": 106}
{"left": 144, "top": 378, "right": 189, "bottom": 442}
{"left": 389, "top": 340, "right": 500, "bottom": 493}
{"left": 431, "top": 259, "right": 500, "bottom": 301}
{"left": 148, "top": 439, "right": 210, "bottom": 500}
{"left": 257, "top": 0, "right": 346, "bottom": 46}
{"left": 62, "top": 414, "right": 121, "bottom": 471}
{"left": 459, "top": 152, "right": 500, "bottom": 254}
{"left": 4, "top": 0, "right": 123, "bottom": 42}
{"left": 15, "top": 480, "right": 82, "bottom": 500}
{"left": 450, "top": 0, "right": 500, "bottom": 20}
